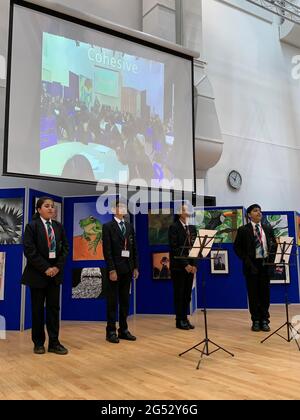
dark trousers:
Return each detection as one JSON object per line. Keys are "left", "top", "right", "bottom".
{"left": 171, "top": 269, "right": 194, "bottom": 322}
{"left": 30, "top": 283, "right": 60, "bottom": 347}
{"left": 106, "top": 272, "right": 132, "bottom": 334}
{"left": 245, "top": 260, "right": 270, "bottom": 324}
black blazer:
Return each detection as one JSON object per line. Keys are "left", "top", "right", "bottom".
{"left": 21, "top": 218, "right": 69, "bottom": 288}
{"left": 102, "top": 219, "right": 139, "bottom": 274}
{"left": 234, "top": 222, "right": 276, "bottom": 275}
{"left": 169, "top": 220, "right": 197, "bottom": 271}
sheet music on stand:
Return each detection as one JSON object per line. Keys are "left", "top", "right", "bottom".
{"left": 261, "top": 235, "right": 300, "bottom": 351}
{"left": 178, "top": 228, "right": 234, "bottom": 368}
{"left": 188, "top": 229, "right": 217, "bottom": 258}
{"left": 274, "top": 237, "right": 294, "bottom": 265}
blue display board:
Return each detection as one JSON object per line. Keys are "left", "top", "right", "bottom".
{"left": 4, "top": 190, "right": 298, "bottom": 335}
{"left": 264, "top": 211, "right": 300, "bottom": 304}
{"left": 0, "top": 188, "right": 25, "bottom": 331}
{"left": 61, "top": 195, "right": 135, "bottom": 322}
{"left": 135, "top": 203, "right": 175, "bottom": 315}
{"left": 195, "top": 206, "right": 248, "bottom": 309}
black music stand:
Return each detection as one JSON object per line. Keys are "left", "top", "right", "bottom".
{"left": 177, "top": 232, "right": 234, "bottom": 369}
{"left": 261, "top": 240, "right": 300, "bottom": 350}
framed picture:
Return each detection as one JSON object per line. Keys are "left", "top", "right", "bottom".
{"left": 210, "top": 250, "right": 229, "bottom": 274}
{"left": 148, "top": 211, "right": 173, "bottom": 245}
{"left": 152, "top": 252, "right": 171, "bottom": 279}
{"left": 270, "top": 265, "right": 290, "bottom": 285}
{"left": 72, "top": 267, "right": 107, "bottom": 299}
{"left": 73, "top": 201, "right": 111, "bottom": 261}
{"left": 263, "top": 214, "right": 288, "bottom": 238}
{"left": 194, "top": 208, "right": 244, "bottom": 243}
{"left": 0, "top": 197, "right": 23, "bottom": 244}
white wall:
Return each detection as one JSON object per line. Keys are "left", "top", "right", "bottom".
{"left": 0, "top": 0, "right": 142, "bottom": 196}
{"left": 202, "top": 0, "right": 300, "bottom": 210}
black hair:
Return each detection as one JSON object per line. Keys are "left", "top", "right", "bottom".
{"left": 32, "top": 196, "right": 54, "bottom": 220}
{"left": 246, "top": 204, "right": 261, "bottom": 215}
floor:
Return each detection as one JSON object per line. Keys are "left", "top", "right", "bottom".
{"left": 1, "top": 306, "right": 300, "bottom": 400}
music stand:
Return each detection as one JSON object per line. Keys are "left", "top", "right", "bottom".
{"left": 177, "top": 232, "right": 234, "bottom": 369}
{"left": 261, "top": 239, "right": 300, "bottom": 350}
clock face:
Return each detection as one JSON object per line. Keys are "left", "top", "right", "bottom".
{"left": 228, "top": 170, "right": 242, "bottom": 190}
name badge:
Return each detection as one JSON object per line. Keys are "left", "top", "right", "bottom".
{"left": 122, "top": 250, "right": 130, "bottom": 258}
{"left": 49, "top": 251, "right": 56, "bottom": 259}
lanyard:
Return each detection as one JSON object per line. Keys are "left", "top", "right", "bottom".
{"left": 44, "top": 223, "right": 53, "bottom": 249}
{"left": 124, "top": 237, "right": 128, "bottom": 250}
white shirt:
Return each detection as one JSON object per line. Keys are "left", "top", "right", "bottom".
{"left": 251, "top": 221, "right": 268, "bottom": 258}
{"left": 180, "top": 219, "right": 189, "bottom": 229}
{"left": 40, "top": 216, "right": 54, "bottom": 233}
{"left": 114, "top": 217, "right": 125, "bottom": 231}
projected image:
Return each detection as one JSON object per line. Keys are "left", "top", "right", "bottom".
{"left": 39, "top": 32, "right": 178, "bottom": 185}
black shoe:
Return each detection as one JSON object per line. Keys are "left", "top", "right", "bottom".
{"left": 48, "top": 344, "right": 68, "bottom": 355}
{"left": 261, "top": 322, "right": 271, "bottom": 332}
{"left": 251, "top": 321, "right": 261, "bottom": 332}
{"left": 106, "top": 332, "right": 120, "bottom": 343}
{"left": 118, "top": 330, "right": 136, "bottom": 341}
{"left": 186, "top": 320, "right": 195, "bottom": 329}
{"left": 33, "top": 345, "right": 45, "bottom": 354}
{"left": 176, "top": 320, "right": 190, "bottom": 330}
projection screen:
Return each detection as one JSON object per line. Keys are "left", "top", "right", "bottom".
{"left": 4, "top": 1, "right": 195, "bottom": 191}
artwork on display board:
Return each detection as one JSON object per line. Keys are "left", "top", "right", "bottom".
{"left": 270, "top": 264, "right": 290, "bottom": 285}
{"left": 210, "top": 250, "right": 229, "bottom": 274}
{"left": 194, "top": 208, "right": 243, "bottom": 243}
{"left": 0, "top": 252, "right": 6, "bottom": 300}
{"left": 263, "top": 214, "right": 288, "bottom": 238}
{"left": 0, "top": 198, "right": 23, "bottom": 244}
{"left": 148, "top": 211, "right": 173, "bottom": 245}
{"left": 73, "top": 202, "right": 111, "bottom": 261}
{"left": 72, "top": 267, "right": 106, "bottom": 299}
{"left": 34, "top": 197, "right": 62, "bottom": 222}
{"left": 152, "top": 252, "right": 171, "bottom": 279}
{"left": 297, "top": 214, "right": 300, "bottom": 246}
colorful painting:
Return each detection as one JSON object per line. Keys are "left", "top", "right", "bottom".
{"left": 148, "top": 212, "right": 173, "bottom": 245}
{"left": 194, "top": 208, "right": 243, "bottom": 243}
{"left": 270, "top": 265, "right": 290, "bottom": 285}
{"left": 0, "top": 198, "right": 23, "bottom": 244}
{"left": 0, "top": 252, "right": 6, "bottom": 300}
{"left": 73, "top": 202, "right": 111, "bottom": 261}
{"left": 72, "top": 267, "right": 106, "bottom": 299}
{"left": 263, "top": 214, "right": 288, "bottom": 238}
{"left": 152, "top": 252, "right": 171, "bottom": 279}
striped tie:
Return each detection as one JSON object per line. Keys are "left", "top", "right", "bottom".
{"left": 255, "top": 224, "right": 264, "bottom": 258}
{"left": 120, "top": 221, "right": 126, "bottom": 237}
{"left": 46, "top": 221, "right": 56, "bottom": 252}
{"left": 185, "top": 225, "right": 191, "bottom": 246}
